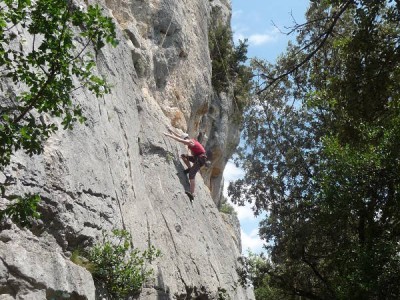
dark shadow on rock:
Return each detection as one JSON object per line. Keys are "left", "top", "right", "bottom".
{"left": 172, "top": 157, "right": 190, "bottom": 192}
{"left": 156, "top": 266, "right": 171, "bottom": 300}
{"left": 94, "top": 279, "right": 109, "bottom": 300}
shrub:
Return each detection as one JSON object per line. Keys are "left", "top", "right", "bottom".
{"left": 87, "top": 229, "right": 161, "bottom": 299}
{"left": 209, "top": 19, "right": 234, "bottom": 94}
{"left": 219, "top": 203, "right": 237, "bottom": 216}
{"left": 218, "top": 287, "right": 231, "bottom": 300}
{"left": 219, "top": 197, "right": 237, "bottom": 216}
{"left": 0, "top": 193, "right": 41, "bottom": 227}
{"left": 208, "top": 7, "right": 253, "bottom": 119}
{"left": 70, "top": 248, "right": 95, "bottom": 273}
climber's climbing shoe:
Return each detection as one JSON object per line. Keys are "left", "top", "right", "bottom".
{"left": 185, "top": 191, "right": 194, "bottom": 201}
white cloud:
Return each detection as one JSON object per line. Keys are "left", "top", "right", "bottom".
{"left": 232, "top": 200, "right": 256, "bottom": 222}
{"left": 233, "top": 32, "right": 246, "bottom": 44}
{"left": 233, "top": 27, "right": 280, "bottom": 47}
{"left": 241, "top": 228, "right": 264, "bottom": 254}
{"left": 232, "top": 9, "right": 243, "bottom": 18}
{"left": 223, "top": 160, "right": 256, "bottom": 221}
{"left": 223, "top": 160, "right": 245, "bottom": 182}
{"left": 248, "top": 33, "right": 275, "bottom": 46}
{"left": 223, "top": 160, "right": 266, "bottom": 254}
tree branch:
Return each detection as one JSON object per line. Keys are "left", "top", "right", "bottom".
{"left": 257, "top": 0, "right": 354, "bottom": 95}
{"left": 267, "top": 269, "right": 324, "bottom": 300}
{"left": 11, "top": 7, "right": 72, "bottom": 126}
{"left": 12, "top": 66, "right": 57, "bottom": 125}
{"left": 302, "top": 255, "right": 336, "bottom": 298}
{"left": 69, "top": 39, "right": 91, "bottom": 63}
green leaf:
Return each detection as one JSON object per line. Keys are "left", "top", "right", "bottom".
{"left": 84, "top": 229, "right": 161, "bottom": 298}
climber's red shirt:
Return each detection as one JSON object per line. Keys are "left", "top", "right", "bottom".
{"left": 188, "top": 139, "right": 206, "bottom": 156}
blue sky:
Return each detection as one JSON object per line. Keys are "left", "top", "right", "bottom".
{"left": 231, "top": 0, "right": 310, "bottom": 61}
{"left": 223, "top": 0, "right": 310, "bottom": 255}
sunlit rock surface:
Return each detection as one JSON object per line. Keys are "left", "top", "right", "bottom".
{"left": 0, "top": 0, "right": 253, "bottom": 299}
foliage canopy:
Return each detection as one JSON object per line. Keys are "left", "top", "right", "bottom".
{"left": 0, "top": 0, "right": 117, "bottom": 166}
{"left": 231, "top": 1, "right": 400, "bottom": 299}
{"left": 87, "top": 229, "right": 161, "bottom": 299}
{"left": 208, "top": 7, "right": 253, "bottom": 117}
{"left": 0, "top": 0, "right": 117, "bottom": 226}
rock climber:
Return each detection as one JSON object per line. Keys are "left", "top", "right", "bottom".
{"left": 164, "top": 127, "right": 207, "bottom": 201}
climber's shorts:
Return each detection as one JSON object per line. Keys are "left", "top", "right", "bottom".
{"left": 183, "top": 154, "right": 207, "bottom": 179}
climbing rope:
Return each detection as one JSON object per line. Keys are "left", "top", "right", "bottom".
{"left": 160, "top": 14, "right": 174, "bottom": 48}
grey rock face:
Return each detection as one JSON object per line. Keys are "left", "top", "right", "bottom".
{"left": 0, "top": 0, "right": 253, "bottom": 299}
{"left": 0, "top": 229, "right": 95, "bottom": 299}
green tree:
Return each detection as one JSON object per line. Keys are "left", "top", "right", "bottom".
{"left": 238, "top": 252, "right": 292, "bottom": 300}
{"left": 208, "top": 7, "right": 253, "bottom": 120}
{"left": 231, "top": 1, "right": 400, "bottom": 299}
{"left": 87, "top": 229, "right": 161, "bottom": 299}
{"left": 0, "top": 0, "right": 117, "bottom": 226}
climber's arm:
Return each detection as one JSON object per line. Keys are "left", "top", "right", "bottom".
{"left": 167, "top": 126, "right": 181, "bottom": 137}
{"left": 164, "top": 132, "right": 191, "bottom": 145}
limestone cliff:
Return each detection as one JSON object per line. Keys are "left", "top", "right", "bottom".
{"left": 0, "top": 0, "right": 252, "bottom": 299}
